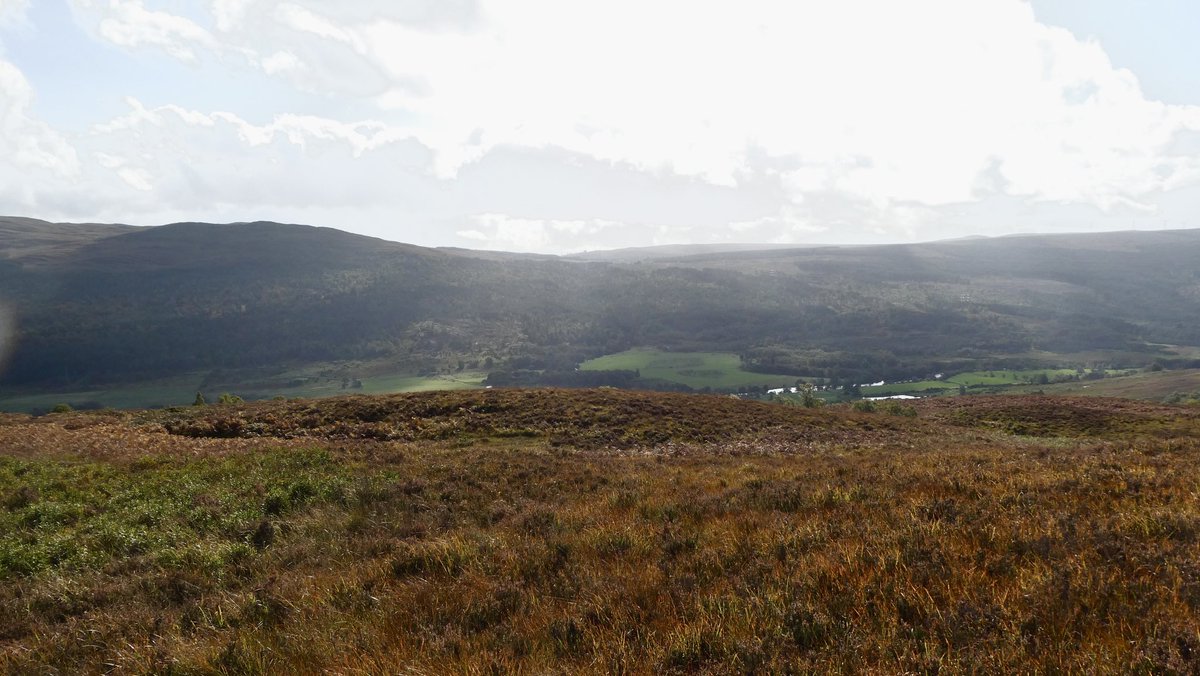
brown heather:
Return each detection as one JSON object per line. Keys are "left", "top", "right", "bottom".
{"left": 1, "top": 389, "right": 1199, "bottom": 673}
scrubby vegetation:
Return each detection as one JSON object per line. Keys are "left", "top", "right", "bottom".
{"left": 2, "top": 389, "right": 1200, "bottom": 673}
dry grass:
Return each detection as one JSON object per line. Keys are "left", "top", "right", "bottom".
{"left": 2, "top": 390, "right": 1200, "bottom": 673}
{"left": 145, "top": 388, "right": 922, "bottom": 449}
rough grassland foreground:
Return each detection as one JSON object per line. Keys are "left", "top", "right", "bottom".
{"left": 2, "top": 390, "right": 1200, "bottom": 673}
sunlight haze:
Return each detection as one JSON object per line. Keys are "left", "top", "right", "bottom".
{"left": 1, "top": 0, "right": 1198, "bottom": 252}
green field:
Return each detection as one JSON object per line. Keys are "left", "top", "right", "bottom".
{"left": 580, "top": 349, "right": 801, "bottom": 389}
{"left": 859, "top": 369, "right": 1092, "bottom": 398}
{"left": 0, "top": 375, "right": 206, "bottom": 413}
{"left": 0, "top": 371, "right": 487, "bottom": 413}
{"left": 947, "top": 369, "right": 1080, "bottom": 386}
{"left": 859, "top": 380, "right": 956, "bottom": 396}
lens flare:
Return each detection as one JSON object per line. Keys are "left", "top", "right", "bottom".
{"left": 0, "top": 301, "right": 13, "bottom": 379}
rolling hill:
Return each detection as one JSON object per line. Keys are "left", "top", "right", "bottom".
{"left": 2, "top": 218, "right": 1200, "bottom": 402}
{"left": 0, "top": 217, "right": 136, "bottom": 266}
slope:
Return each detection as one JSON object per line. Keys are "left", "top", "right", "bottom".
{"left": 0, "top": 217, "right": 137, "bottom": 267}
{"left": 2, "top": 219, "right": 1200, "bottom": 397}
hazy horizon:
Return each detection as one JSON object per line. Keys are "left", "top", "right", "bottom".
{"left": 11, "top": 213, "right": 1200, "bottom": 257}
{"left": 2, "top": 0, "right": 1199, "bottom": 254}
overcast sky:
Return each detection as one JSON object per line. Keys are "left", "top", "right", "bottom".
{"left": 1, "top": 0, "right": 1199, "bottom": 253}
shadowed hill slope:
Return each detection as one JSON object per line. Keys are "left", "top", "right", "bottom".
{"left": 3, "top": 219, "right": 1200, "bottom": 391}
{"left": 0, "top": 217, "right": 136, "bottom": 267}
{"left": 66, "top": 221, "right": 424, "bottom": 271}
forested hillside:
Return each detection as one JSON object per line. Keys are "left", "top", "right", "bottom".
{"left": 2, "top": 217, "right": 1199, "bottom": 390}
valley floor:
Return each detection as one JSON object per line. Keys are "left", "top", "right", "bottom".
{"left": 2, "top": 390, "right": 1199, "bottom": 673}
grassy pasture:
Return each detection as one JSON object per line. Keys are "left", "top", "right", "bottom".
{"left": 0, "top": 375, "right": 205, "bottom": 413}
{"left": 948, "top": 369, "right": 1080, "bottom": 386}
{"left": 860, "top": 369, "right": 1094, "bottom": 398}
{"left": 0, "top": 371, "right": 487, "bottom": 414}
{"left": 580, "top": 348, "right": 800, "bottom": 389}
{"left": 860, "top": 380, "right": 955, "bottom": 396}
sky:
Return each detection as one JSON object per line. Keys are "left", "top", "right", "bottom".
{"left": 0, "top": 1, "right": 1199, "bottom": 254}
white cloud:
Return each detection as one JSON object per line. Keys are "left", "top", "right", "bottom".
{"left": 458, "top": 214, "right": 568, "bottom": 252}
{"left": 0, "top": 57, "right": 83, "bottom": 214}
{"left": 93, "top": 99, "right": 413, "bottom": 159}
{"left": 62, "top": 1, "right": 1200, "bottom": 204}
{"left": 1, "top": 92, "right": 762, "bottom": 251}
{"left": 94, "top": 152, "right": 125, "bottom": 169}
{"left": 729, "top": 208, "right": 829, "bottom": 242}
{"left": 211, "top": 0, "right": 252, "bottom": 32}
{"left": 76, "top": 0, "right": 218, "bottom": 63}
{"left": 0, "top": 97, "right": 445, "bottom": 233}
{"left": 260, "top": 50, "right": 300, "bottom": 75}
{"left": 117, "top": 166, "right": 153, "bottom": 191}
{"left": 10, "top": 0, "right": 1200, "bottom": 251}
{"left": 274, "top": 3, "right": 365, "bottom": 51}
{"left": 460, "top": 213, "right": 678, "bottom": 253}
{"left": 0, "top": 60, "right": 79, "bottom": 177}
{"left": 0, "top": 0, "right": 28, "bottom": 27}
{"left": 357, "top": 0, "right": 1200, "bottom": 217}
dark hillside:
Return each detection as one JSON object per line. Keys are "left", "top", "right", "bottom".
{"left": 66, "top": 221, "right": 422, "bottom": 271}
{"left": 0, "top": 217, "right": 136, "bottom": 266}
{"left": 2, "top": 219, "right": 1200, "bottom": 391}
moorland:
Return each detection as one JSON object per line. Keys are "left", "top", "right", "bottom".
{"left": 2, "top": 388, "right": 1200, "bottom": 673}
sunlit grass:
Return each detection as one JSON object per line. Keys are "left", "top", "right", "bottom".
{"left": 2, "top": 390, "right": 1200, "bottom": 673}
